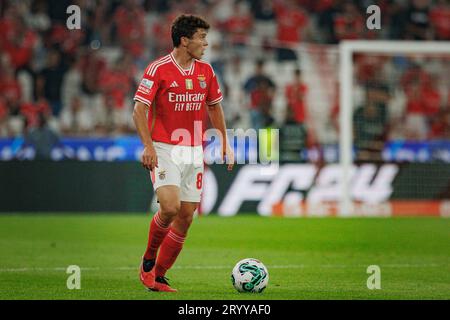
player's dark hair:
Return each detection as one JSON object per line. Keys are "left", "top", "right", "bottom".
{"left": 171, "top": 14, "right": 210, "bottom": 47}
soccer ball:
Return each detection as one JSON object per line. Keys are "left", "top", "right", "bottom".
{"left": 231, "top": 258, "right": 269, "bottom": 293}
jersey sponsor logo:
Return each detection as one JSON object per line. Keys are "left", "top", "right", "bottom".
{"left": 185, "top": 79, "right": 193, "bottom": 90}
{"left": 169, "top": 92, "right": 206, "bottom": 112}
{"left": 168, "top": 92, "right": 206, "bottom": 102}
{"left": 170, "top": 81, "right": 179, "bottom": 88}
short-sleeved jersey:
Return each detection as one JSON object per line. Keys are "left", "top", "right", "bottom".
{"left": 134, "top": 53, "right": 223, "bottom": 146}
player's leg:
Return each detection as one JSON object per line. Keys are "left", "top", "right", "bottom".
{"left": 171, "top": 201, "right": 197, "bottom": 234}
{"left": 142, "top": 142, "right": 182, "bottom": 263}
{"left": 150, "top": 201, "right": 197, "bottom": 292}
{"left": 140, "top": 185, "right": 181, "bottom": 290}
{"left": 153, "top": 201, "right": 198, "bottom": 276}
{"left": 140, "top": 142, "right": 182, "bottom": 290}
{"left": 148, "top": 146, "right": 203, "bottom": 292}
{"left": 143, "top": 185, "right": 181, "bottom": 262}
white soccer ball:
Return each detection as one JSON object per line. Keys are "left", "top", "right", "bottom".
{"left": 231, "top": 258, "right": 269, "bottom": 293}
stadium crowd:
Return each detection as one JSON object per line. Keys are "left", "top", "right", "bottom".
{"left": 0, "top": 0, "right": 449, "bottom": 147}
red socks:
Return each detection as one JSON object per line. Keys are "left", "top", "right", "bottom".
{"left": 154, "top": 228, "right": 186, "bottom": 277}
{"left": 143, "top": 212, "right": 187, "bottom": 278}
{"left": 143, "top": 211, "right": 170, "bottom": 260}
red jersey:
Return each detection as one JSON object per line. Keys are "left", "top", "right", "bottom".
{"left": 334, "top": 14, "right": 364, "bottom": 40}
{"left": 100, "top": 68, "right": 131, "bottom": 109}
{"left": 225, "top": 15, "right": 253, "bottom": 45}
{"left": 285, "top": 82, "right": 308, "bottom": 123}
{"left": 430, "top": 6, "right": 450, "bottom": 40}
{"left": 405, "top": 85, "right": 441, "bottom": 116}
{"left": 20, "top": 99, "right": 51, "bottom": 129}
{"left": 275, "top": 4, "right": 308, "bottom": 43}
{"left": 134, "top": 53, "right": 223, "bottom": 146}
{"left": 0, "top": 98, "right": 7, "bottom": 120}
{"left": 0, "top": 77, "right": 21, "bottom": 103}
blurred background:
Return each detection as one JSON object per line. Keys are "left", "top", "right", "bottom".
{"left": 0, "top": 0, "right": 449, "bottom": 217}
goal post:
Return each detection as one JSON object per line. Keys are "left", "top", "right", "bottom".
{"left": 339, "top": 41, "right": 450, "bottom": 216}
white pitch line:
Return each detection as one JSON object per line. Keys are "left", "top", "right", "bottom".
{"left": 0, "top": 263, "right": 446, "bottom": 272}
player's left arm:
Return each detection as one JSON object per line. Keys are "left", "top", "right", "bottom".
{"left": 207, "top": 102, "right": 234, "bottom": 171}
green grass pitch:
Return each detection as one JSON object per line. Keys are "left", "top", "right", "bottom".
{"left": 0, "top": 214, "right": 449, "bottom": 300}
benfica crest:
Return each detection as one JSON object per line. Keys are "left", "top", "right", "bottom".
{"left": 158, "top": 170, "right": 166, "bottom": 180}
{"left": 197, "top": 75, "right": 206, "bottom": 89}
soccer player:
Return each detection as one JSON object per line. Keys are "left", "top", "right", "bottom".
{"left": 132, "top": 14, "right": 234, "bottom": 292}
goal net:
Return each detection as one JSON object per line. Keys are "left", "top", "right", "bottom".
{"left": 339, "top": 41, "right": 450, "bottom": 217}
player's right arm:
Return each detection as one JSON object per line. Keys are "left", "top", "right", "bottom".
{"left": 132, "top": 63, "right": 161, "bottom": 171}
{"left": 133, "top": 101, "right": 158, "bottom": 171}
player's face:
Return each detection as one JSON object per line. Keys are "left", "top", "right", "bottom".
{"left": 186, "top": 28, "right": 208, "bottom": 59}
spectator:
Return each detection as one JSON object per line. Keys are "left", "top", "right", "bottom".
{"left": 0, "top": 0, "right": 448, "bottom": 144}
{"left": 353, "top": 85, "right": 388, "bottom": 162}
{"left": 273, "top": 0, "right": 310, "bottom": 61}
{"left": 83, "top": 0, "right": 112, "bottom": 47}
{"left": 60, "top": 96, "right": 90, "bottom": 136}
{"left": 404, "top": 0, "right": 433, "bottom": 40}
{"left": 202, "top": 22, "right": 226, "bottom": 81}
{"left": 60, "top": 55, "right": 93, "bottom": 136}
{"left": 27, "top": 0, "right": 51, "bottom": 33}
{"left": 317, "top": 0, "right": 342, "bottom": 43}
{"left": 284, "top": 68, "right": 317, "bottom": 149}
{"left": 20, "top": 97, "right": 51, "bottom": 131}
{"left": 22, "top": 112, "right": 60, "bottom": 160}
{"left": 280, "top": 68, "right": 312, "bottom": 163}
{"left": 223, "top": 0, "right": 253, "bottom": 53}
{"left": 285, "top": 69, "right": 308, "bottom": 125}
{"left": 46, "top": 0, "right": 72, "bottom": 24}
{"left": 429, "top": 0, "right": 450, "bottom": 41}
{"left": 36, "top": 49, "right": 67, "bottom": 117}
{"left": 152, "top": 11, "right": 178, "bottom": 58}
{"left": 222, "top": 55, "right": 249, "bottom": 128}
{"left": 0, "top": 60, "right": 22, "bottom": 115}
{"left": 0, "top": 97, "right": 9, "bottom": 137}
{"left": 17, "top": 67, "right": 34, "bottom": 106}
{"left": 1, "top": 13, "right": 38, "bottom": 70}
{"left": 402, "top": 68, "right": 441, "bottom": 140}
{"left": 243, "top": 60, "right": 276, "bottom": 130}
{"left": 114, "top": 0, "right": 147, "bottom": 61}
{"left": 429, "top": 108, "right": 450, "bottom": 140}
{"left": 46, "top": 23, "right": 85, "bottom": 58}
{"left": 99, "top": 55, "right": 136, "bottom": 134}
{"left": 79, "top": 49, "right": 108, "bottom": 134}
{"left": 249, "top": 0, "right": 276, "bottom": 48}
{"left": 279, "top": 105, "right": 306, "bottom": 163}
{"left": 400, "top": 62, "right": 430, "bottom": 89}
{"left": 354, "top": 54, "right": 388, "bottom": 85}
{"left": 386, "top": 0, "right": 408, "bottom": 40}
{"left": 333, "top": 1, "right": 365, "bottom": 42}
{"left": 0, "top": 59, "right": 23, "bottom": 135}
